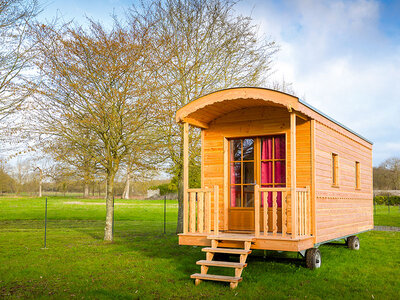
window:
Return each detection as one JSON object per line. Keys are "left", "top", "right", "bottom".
{"left": 260, "top": 135, "right": 286, "bottom": 207}
{"left": 355, "top": 161, "right": 360, "bottom": 189}
{"left": 332, "top": 153, "right": 338, "bottom": 186}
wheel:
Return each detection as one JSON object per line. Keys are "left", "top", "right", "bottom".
{"left": 347, "top": 236, "right": 360, "bottom": 250}
{"left": 305, "top": 248, "right": 321, "bottom": 269}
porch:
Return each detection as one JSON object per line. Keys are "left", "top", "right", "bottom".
{"left": 179, "top": 186, "right": 314, "bottom": 252}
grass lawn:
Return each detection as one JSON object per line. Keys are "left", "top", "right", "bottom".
{"left": 373, "top": 204, "right": 400, "bottom": 227}
{"left": 0, "top": 197, "right": 399, "bottom": 299}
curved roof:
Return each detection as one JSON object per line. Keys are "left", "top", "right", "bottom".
{"left": 175, "top": 87, "right": 372, "bottom": 146}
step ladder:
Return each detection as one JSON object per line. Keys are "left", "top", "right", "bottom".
{"left": 191, "top": 235, "right": 254, "bottom": 289}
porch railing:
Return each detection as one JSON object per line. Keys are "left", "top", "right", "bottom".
{"left": 296, "top": 187, "right": 311, "bottom": 237}
{"left": 254, "top": 185, "right": 311, "bottom": 238}
{"left": 183, "top": 186, "right": 219, "bottom": 234}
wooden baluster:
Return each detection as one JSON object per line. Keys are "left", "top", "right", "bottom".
{"left": 296, "top": 191, "right": 299, "bottom": 236}
{"left": 282, "top": 191, "right": 287, "bottom": 237}
{"left": 183, "top": 191, "right": 188, "bottom": 234}
{"left": 263, "top": 191, "right": 268, "bottom": 236}
{"left": 274, "top": 191, "right": 277, "bottom": 235}
{"left": 304, "top": 192, "right": 306, "bottom": 235}
{"left": 189, "top": 192, "right": 196, "bottom": 233}
{"left": 214, "top": 185, "right": 219, "bottom": 235}
{"left": 254, "top": 185, "right": 260, "bottom": 237}
{"left": 204, "top": 191, "right": 210, "bottom": 233}
{"left": 303, "top": 192, "right": 306, "bottom": 235}
{"left": 299, "top": 192, "right": 303, "bottom": 236}
{"left": 307, "top": 186, "right": 311, "bottom": 236}
{"left": 198, "top": 192, "right": 204, "bottom": 233}
{"left": 302, "top": 191, "right": 304, "bottom": 236}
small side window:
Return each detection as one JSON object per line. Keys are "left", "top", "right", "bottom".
{"left": 332, "top": 153, "right": 338, "bottom": 186}
{"left": 355, "top": 161, "right": 360, "bottom": 189}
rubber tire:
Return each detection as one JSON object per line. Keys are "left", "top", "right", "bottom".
{"left": 347, "top": 236, "right": 360, "bottom": 250}
{"left": 305, "top": 248, "right": 321, "bottom": 269}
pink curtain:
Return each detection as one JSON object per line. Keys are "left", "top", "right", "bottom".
{"left": 261, "top": 136, "right": 285, "bottom": 207}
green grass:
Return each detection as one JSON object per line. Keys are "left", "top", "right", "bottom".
{"left": 374, "top": 204, "right": 400, "bottom": 227}
{"left": 0, "top": 196, "right": 399, "bottom": 299}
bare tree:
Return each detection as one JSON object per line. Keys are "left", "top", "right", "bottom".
{"left": 31, "top": 19, "right": 165, "bottom": 241}
{"left": 0, "top": 0, "right": 38, "bottom": 120}
{"left": 43, "top": 133, "right": 98, "bottom": 198}
{"left": 131, "top": 0, "right": 278, "bottom": 232}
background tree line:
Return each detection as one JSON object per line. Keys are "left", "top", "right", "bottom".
{"left": 373, "top": 157, "right": 400, "bottom": 190}
{"left": 0, "top": 0, "right": 296, "bottom": 242}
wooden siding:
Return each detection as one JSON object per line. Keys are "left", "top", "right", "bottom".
{"left": 202, "top": 106, "right": 312, "bottom": 233}
{"left": 314, "top": 121, "right": 373, "bottom": 243}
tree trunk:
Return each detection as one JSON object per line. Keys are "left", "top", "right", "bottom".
{"left": 122, "top": 171, "right": 130, "bottom": 199}
{"left": 38, "top": 169, "right": 42, "bottom": 197}
{"left": 176, "top": 173, "right": 184, "bottom": 233}
{"left": 38, "top": 181, "right": 42, "bottom": 197}
{"left": 104, "top": 171, "right": 115, "bottom": 241}
{"left": 84, "top": 183, "right": 89, "bottom": 198}
{"left": 104, "top": 180, "right": 108, "bottom": 200}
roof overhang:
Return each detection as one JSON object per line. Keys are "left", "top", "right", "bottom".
{"left": 175, "top": 87, "right": 372, "bottom": 146}
{"left": 176, "top": 88, "right": 299, "bottom": 128}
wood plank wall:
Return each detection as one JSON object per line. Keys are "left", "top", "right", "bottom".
{"left": 314, "top": 120, "right": 373, "bottom": 243}
{"left": 202, "top": 106, "right": 312, "bottom": 232}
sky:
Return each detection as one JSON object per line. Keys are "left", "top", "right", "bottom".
{"left": 38, "top": 0, "right": 400, "bottom": 166}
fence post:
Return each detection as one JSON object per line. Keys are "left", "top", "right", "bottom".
{"left": 43, "top": 197, "right": 48, "bottom": 249}
{"left": 164, "top": 195, "right": 166, "bottom": 234}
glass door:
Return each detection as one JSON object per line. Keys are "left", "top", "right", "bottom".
{"left": 230, "top": 138, "right": 255, "bottom": 208}
{"left": 228, "top": 135, "right": 286, "bottom": 231}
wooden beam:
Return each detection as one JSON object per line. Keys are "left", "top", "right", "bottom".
{"left": 311, "top": 118, "right": 316, "bottom": 240}
{"left": 201, "top": 129, "right": 205, "bottom": 189}
{"left": 254, "top": 185, "right": 260, "bottom": 237}
{"left": 223, "top": 138, "right": 229, "bottom": 230}
{"left": 295, "top": 112, "right": 308, "bottom": 121}
{"left": 183, "top": 122, "right": 189, "bottom": 234}
{"left": 290, "top": 112, "right": 297, "bottom": 239}
{"left": 182, "top": 117, "right": 209, "bottom": 129}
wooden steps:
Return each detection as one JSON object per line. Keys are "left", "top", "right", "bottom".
{"left": 191, "top": 235, "right": 253, "bottom": 289}
{"left": 196, "top": 260, "right": 247, "bottom": 268}
{"left": 202, "top": 247, "right": 252, "bottom": 255}
{"left": 191, "top": 273, "right": 242, "bottom": 283}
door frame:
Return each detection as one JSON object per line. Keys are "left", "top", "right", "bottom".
{"left": 224, "top": 133, "right": 288, "bottom": 231}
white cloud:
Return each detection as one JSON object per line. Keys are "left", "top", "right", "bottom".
{"left": 239, "top": 0, "right": 400, "bottom": 165}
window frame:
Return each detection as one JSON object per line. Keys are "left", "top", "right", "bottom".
{"left": 332, "top": 153, "right": 339, "bottom": 187}
{"left": 355, "top": 161, "right": 361, "bottom": 189}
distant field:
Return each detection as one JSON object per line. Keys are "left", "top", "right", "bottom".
{"left": 0, "top": 197, "right": 399, "bottom": 299}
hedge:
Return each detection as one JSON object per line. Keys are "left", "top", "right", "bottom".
{"left": 374, "top": 195, "right": 400, "bottom": 205}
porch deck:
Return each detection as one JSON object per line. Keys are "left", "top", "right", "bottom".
{"left": 179, "top": 231, "right": 314, "bottom": 252}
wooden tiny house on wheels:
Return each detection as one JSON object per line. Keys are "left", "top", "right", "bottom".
{"left": 176, "top": 87, "right": 373, "bottom": 288}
